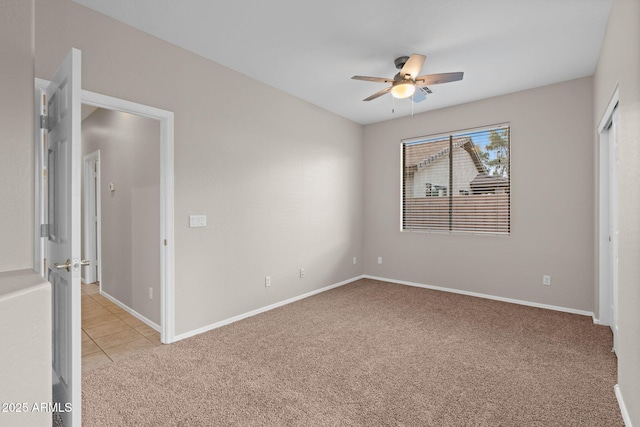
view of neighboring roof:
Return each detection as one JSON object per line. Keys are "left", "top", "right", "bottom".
{"left": 404, "top": 136, "right": 487, "bottom": 175}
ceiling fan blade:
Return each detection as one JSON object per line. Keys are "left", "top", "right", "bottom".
{"left": 415, "top": 72, "right": 464, "bottom": 86}
{"left": 363, "top": 86, "right": 392, "bottom": 101}
{"left": 400, "top": 54, "right": 426, "bottom": 79}
{"left": 352, "top": 76, "right": 394, "bottom": 83}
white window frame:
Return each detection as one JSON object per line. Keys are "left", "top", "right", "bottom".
{"left": 400, "top": 123, "right": 511, "bottom": 235}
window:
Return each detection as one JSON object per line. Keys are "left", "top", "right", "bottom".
{"left": 402, "top": 124, "right": 510, "bottom": 234}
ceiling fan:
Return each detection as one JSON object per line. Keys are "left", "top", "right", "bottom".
{"left": 352, "top": 54, "right": 463, "bottom": 103}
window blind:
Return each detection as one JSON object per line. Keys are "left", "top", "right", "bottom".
{"left": 402, "top": 124, "right": 510, "bottom": 234}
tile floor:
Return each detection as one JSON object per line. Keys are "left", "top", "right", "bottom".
{"left": 82, "top": 282, "right": 161, "bottom": 372}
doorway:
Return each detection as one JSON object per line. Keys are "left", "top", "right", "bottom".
{"left": 598, "top": 88, "right": 619, "bottom": 354}
{"left": 82, "top": 150, "right": 100, "bottom": 285}
{"left": 35, "top": 79, "right": 176, "bottom": 344}
{"left": 81, "top": 106, "right": 162, "bottom": 328}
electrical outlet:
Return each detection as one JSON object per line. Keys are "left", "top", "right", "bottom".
{"left": 543, "top": 275, "right": 551, "bottom": 286}
{"left": 300, "top": 268, "right": 305, "bottom": 278}
{"left": 353, "top": 257, "right": 357, "bottom": 265}
{"left": 265, "top": 276, "right": 271, "bottom": 287}
{"left": 378, "top": 256, "right": 382, "bottom": 265}
{"left": 148, "top": 287, "right": 153, "bottom": 299}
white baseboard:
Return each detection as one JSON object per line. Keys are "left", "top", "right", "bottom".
{"left": 364, "top": 275, "right": 595, "bottom": 318}
{"left": 615, "top": 384, "right": 633, "bottom": 427}
{"left": 174, "top": 275, "right": 365, "bottom": 342}
{"left": 99, "top": 289, "right": 161, "bottom": 332}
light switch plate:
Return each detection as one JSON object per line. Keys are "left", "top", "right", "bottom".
{"left": 189, "top": 214, "right": 207, "bottom": 227}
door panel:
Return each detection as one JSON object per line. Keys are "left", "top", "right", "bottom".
{"left": 46, "top": 48, "right": 82, "bottom": 427}
{"left": 51, "top": 273, "right": 69, "bottom": 379}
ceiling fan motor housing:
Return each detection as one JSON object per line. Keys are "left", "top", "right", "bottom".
{"left": 394, "top": 56, "right": 410, "bottom": 70}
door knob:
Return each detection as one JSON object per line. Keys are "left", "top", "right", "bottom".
{"left": 54, "top": 259, "right": 72, "bottom": 272}
{"left": 54, "top": 259, "right": 90, "bottom": 272}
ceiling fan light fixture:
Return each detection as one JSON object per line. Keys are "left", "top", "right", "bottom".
{"left": 391, "top": 81, "right": 416, "bottom": 99}
{"left": 352, "top": 53, "right": 463, "bottom": 102}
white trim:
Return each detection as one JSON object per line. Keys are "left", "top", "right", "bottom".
{"left": 598, "top": 125, "right": 612, "bottom": 327}
{"left": 98, "top": 288, "right": 161, "bottom": 332}
{"left": 615, "top": 384, "right": 633, "bottom": 427}
{"left": 598, "top": 86, "right": 620, "bottom": 133}
{"left": 173, "top": 276, "right": 365, "bottom": 342}
{"left": 597, "top": 86, "right": 620, "bottom": 348}
{"left": 35, "top": 78, "right": 175, "bottom": 344}
{"left": 159, "top": 110, "right": 175, "bottom": 344}
{"left": 364, "top": 275, "right": 595, "bottom": 317}
{"left": 33, "top": 85, "right": 45, "bottom": 276}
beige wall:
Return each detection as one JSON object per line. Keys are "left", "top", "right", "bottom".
{"left": 593, "top": 0, "right": 640, "bottom": 423}
{"left": 0, "top": 0, "right": 34, "bottom": 272}
{"left": 0, "top": 6, "right": 50, "bottom": 424}
{"left": 35, "top": 0, "right": 364, "bottom": 335}
{"left": 363, "top": 77, "right": 595, "bottom": 311}
{"left": 82, "top": 109, "right": 161, "bottom": 325}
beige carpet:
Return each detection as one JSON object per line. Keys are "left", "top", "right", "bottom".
{"left": 82, "top": 279, "right": 623, "bottom": 426}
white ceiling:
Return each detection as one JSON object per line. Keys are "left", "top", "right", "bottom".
{"left": 72, "top": 0, "right": 611, "bottom": 125}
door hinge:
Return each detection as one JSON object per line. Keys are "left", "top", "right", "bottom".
{"left": 164, "top": 239, "right": 167, "bottom": 246}
{"left": 40, "top": 114, "right": 49, "bottom": 131}
{"left": 40, "top": 224, "right": 49, "bottom": 238}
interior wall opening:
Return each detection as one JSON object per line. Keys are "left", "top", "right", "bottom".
{"left": 80, "top": 106, "right": 162, "bottom": 328}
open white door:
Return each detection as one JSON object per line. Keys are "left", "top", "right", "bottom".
{"left": 83, "top": 151, "right": 101, "bottom": 285}
{"left": 598, "top": 90, "right": 619, "bottom": 354}
{"left": 608, "top": 106, "right": 619, "bottom": 353}
{"left": 44, "top": 48, "right": 83, "bottom": 427}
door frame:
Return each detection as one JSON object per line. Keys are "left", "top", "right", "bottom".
{"left": 597, "top": 86, "right": 619, "bottom": 348}
{"left": 35, "top": 79, "right": 176, "bottom": 344}
{"left": 82, "top": 150, "right": 101, "bottom": 285}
